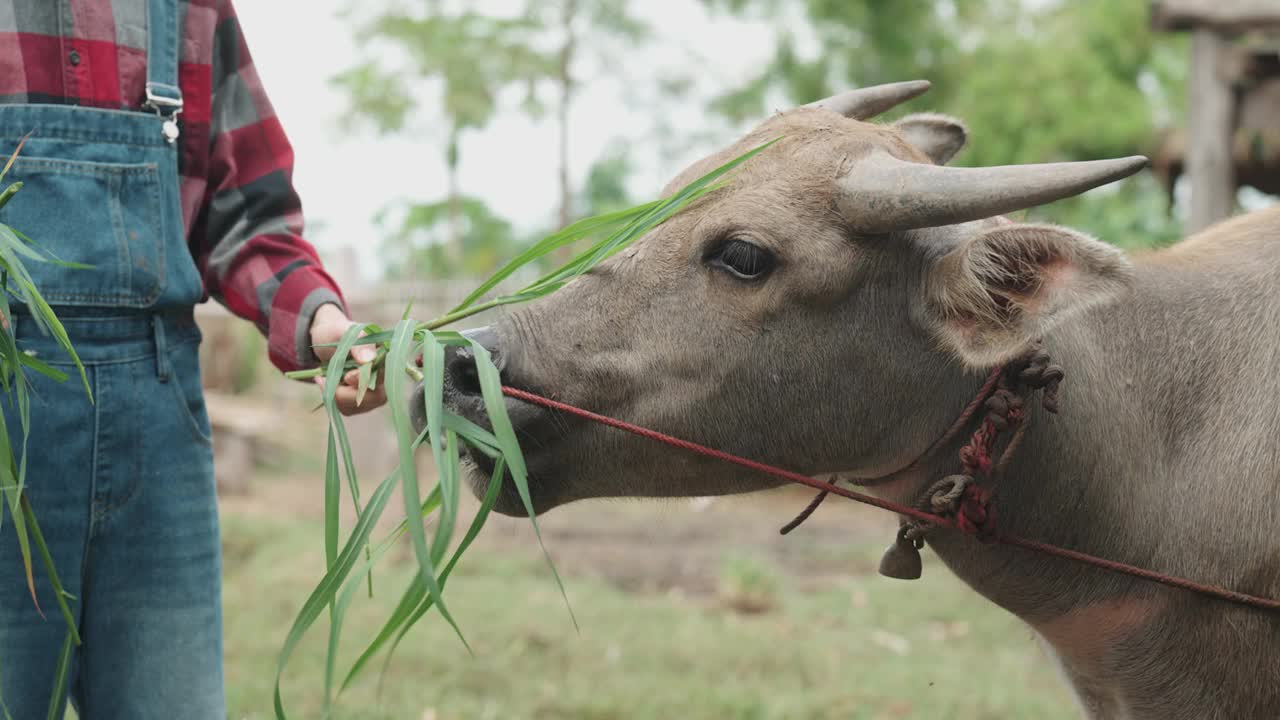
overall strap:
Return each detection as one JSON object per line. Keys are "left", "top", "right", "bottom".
{"left": 143, "top": 0, "right": 183, "bottom": 142}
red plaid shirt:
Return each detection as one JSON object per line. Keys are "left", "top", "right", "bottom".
{"left": 0, "top": 0, "right": 345, "bottom": 371}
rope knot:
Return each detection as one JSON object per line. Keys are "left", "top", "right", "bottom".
{"left": 959, "top": 421, "right": 996, "bottom": 475}
{"left": 1014, "top": 341, "right": 1064, "bottom": 414}
{"left": 916, "top": 475, "right": 997, "bottom": 542}
{"left": 955, "top": 483, "right": 997, "bottom": 542}
{"left": 983, "top": 389, "right": 1024, "bottom": 431}
{"left": 924, "top": 474, "right": 973, "bottom": 516}
{"left": 791, "top": 340, "right": 1058, "bottom": 574}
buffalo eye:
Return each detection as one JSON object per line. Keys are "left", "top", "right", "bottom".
{"left": 706, "top": 238, "right": 775, "bottom": 281}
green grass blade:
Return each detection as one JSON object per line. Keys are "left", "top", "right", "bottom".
{"left": 468, "top": 341, "right": 577, "bottom": 628}
{"left": 1, "top": 485, "right": 35, "bottom": 612}
{"left": 0, "top": 184, "right": 20, "bottom": 212}
{"left": 520, "top": 138, "right": 779, "bottom": 297}
{"left": 337, "top": 429, "right": 501, "bottom": 692}
{"left": 319, "top": 479, "right": 427, "bottom": 719}
{"left": 3, "top": 264, "right": 89, "bottom": 400}
{"left": 323, "top": 494, "right": 426, "bottom": 715}
{"left": 385, "top": 321, "right": 467, "bottom": 650}
{"left": 519, "top": 187, "right": 700, "bottom": 295}
{"left": 346, "top": 454, "right": 505, "bottom": 695}
{"left": 14, "top": 375, "right": 30, "bottom": 509}
{"left": 321, "top": 324, "right": 370, "bottom": 515}
{"left": 16, "top": 353, "right": 66, "bottom": 383}
{"left": 319, "top": 428, "right": 340, "bottom": 718}
{"left": 324, "top": 431, "right": 339, "bottom": 573}
{"left": 0, "top": 133, "right": 29, "bottom": 184}
{"left": 416, "top": 144, "right": 772, "bottom": 333}
{"left": 328, "top": 481, "right": 446, "bottom": 699}
{"left": 21, "top": 493, "right": 79, "bottom": 644}
{"left": 43, "top": 631, "right": 72, "bottom": 720}
{"left": 322, "top": 548, "right": 354, "bottom": 719}
{"left": 336, "top": 481, "right": 451, "bottom": 693}
{"left": 319, "top": 325, "right": 375, "bottom": 598}
{"left": 448, "top": 201, "right": 662, "bottom": 313}
{"left": 9, "top": 227, "right": 93, "bottom": 269}
{"left": 0, "top": 225, "right": 65, "bottom": 266}
{"left": 0, "top": 287, "right": 14, "bottom": 396}
{"left": 439, "top": 428, "right": 461, "bottom": 558}
{"left": 310, "top": 328, "right": 396, "bottom": 350}
{"left": 273, "top": 463, "right": 403, "bottom": 720}
{"left": 0, "top": 404, "right": 35, "bottom": 609}
{"left": 355, "top": 361, "right": 373, "bottom": 407}
{"left": 419, "top": 333, "right": 454, "bottom": 567}
{"left": 441, "top": 411, "right": 502, "bottom": 451}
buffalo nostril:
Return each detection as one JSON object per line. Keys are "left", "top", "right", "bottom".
{"left": 443, "top": 326, "right": 504, "bottom": 398}
{"left": 450, "top": 354, "right": 484, "bottom": 397}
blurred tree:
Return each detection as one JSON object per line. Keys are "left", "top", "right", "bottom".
{"left": 579, "top": 144, "right": 635, "bottom": 216}
{"left": 523, "top": 0, "right": 649, "bottom": 231}
{"left": 702, "top": 0, "right": 992, "bottom": 120}
{"left": 378, "top": 196, "right": 517, "bottom": 280}
{"left": 703, "top": 0, "right": 1189, "bottom": 247}
{"left": 333, "top": 7, "right": 550, "bottom": 269}
{"left": 334, "top": 1, "right": 656, "bottom": 277}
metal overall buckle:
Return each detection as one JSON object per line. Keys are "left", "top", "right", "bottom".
{"left": 143, "top": 83, "right": 184, "bottom": 144}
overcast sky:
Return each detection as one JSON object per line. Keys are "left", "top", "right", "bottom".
{"left": 234, "top": 0, "right": 788, "bottom": 282}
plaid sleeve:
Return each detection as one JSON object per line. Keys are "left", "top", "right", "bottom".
{"left": 196, "top": 0, "right": 346, "bottom": 372}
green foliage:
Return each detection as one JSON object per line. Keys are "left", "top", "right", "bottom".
{"left": 0, "top": 137, "right": 91, "bottom": 718}
{"left": 378, "top": 197, "right": 519, "bottom": 280}
{"left": 579, "top": 146, "right": 635, "bottom": 217}
{"left": 705, "top": 0, "right": 1191, "bottom": 247}
{"left": 703, "top": 0, "right": 987, "bottom": 121}
{"left": 334, "top": 11, "right": 549, "bottom": 138}
{"left": 335, "top": 0, "right": 658, "bottom": 279}
{"left": 716, "top": 553, "right": 783, "bottom": 614}
{"left": 1021, "top": 173, "right": 1184, "bottom": 250}
{"left": 232, "top": 323, "right": 265, "bottom": 394}
{"left": 948, "top": 2, "right": 1186, "bottom": 168}
{"left": 334, "top": 5, "right": 555, "bottom": 276}
{"left": 224, "top": 509, "right": 1076, "bottom": 718}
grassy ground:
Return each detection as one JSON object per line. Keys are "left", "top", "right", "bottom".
{"left": 221, "top": 473, "right": 1079, "bottom": 720}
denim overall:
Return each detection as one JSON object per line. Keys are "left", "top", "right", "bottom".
{"left": 0, "top": 1, "right": 224, "bottom": 717}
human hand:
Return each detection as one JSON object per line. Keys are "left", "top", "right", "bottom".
{"left": 309, "top": 303, "right": 387, "bottom": 416}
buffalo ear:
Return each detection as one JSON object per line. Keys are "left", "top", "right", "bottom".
{"left": 894, "top": 113, "right": 967, "bottom": 165}
{"left": 925, "top": 223, "right": 1133, "bottom": 366}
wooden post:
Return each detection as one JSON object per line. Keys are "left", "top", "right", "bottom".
{"left": 1186, "top": 28, "right": 1235, "bottom": 233}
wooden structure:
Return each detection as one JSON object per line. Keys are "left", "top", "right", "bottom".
{"left": 1151, "top": 1, "right": 1280, "bottom": 232}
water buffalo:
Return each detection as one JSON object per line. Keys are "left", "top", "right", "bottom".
{"left": 426, "top": 81, "right": 1280, "bottom": 719}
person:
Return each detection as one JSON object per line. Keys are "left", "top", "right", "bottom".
{"left": 0, "top": 1, "right": 386, "bottom": 717}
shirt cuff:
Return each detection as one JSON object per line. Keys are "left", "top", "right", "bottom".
{"left": 265, "top": 265, "right": 347, "bottom": 372}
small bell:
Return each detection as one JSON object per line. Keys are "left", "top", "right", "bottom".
{"left": 878, "top": 526, "right": 924, "bottom": 580}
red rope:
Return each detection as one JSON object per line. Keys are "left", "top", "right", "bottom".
{"left": 500, "top": 385, "right": 1280, "bottom": 613}
{"left": 779, "top": 364, "right": 1005, "bottom": 536}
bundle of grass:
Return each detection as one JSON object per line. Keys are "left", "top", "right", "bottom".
{"left": 276, "top": 139, "right": 779, "bottom": 718}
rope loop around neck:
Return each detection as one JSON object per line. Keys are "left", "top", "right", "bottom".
{"left": 498, "top": 344, "right": 1280, "bottom": 613}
